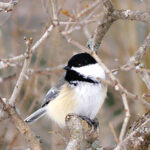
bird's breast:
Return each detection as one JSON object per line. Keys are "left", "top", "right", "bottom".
{"left": 74, "top": 82, "right": 107, "bottom": 119}
{"left": 46, "top": 82, "right": 107, "bottom": 127}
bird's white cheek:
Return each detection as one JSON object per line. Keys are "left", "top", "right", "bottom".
{"left": 72, "top": 63, "right": 105, "bottom": 79}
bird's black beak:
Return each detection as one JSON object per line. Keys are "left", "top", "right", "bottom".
{"left": 64, "top": 66, "right": 70, "bottom": 70}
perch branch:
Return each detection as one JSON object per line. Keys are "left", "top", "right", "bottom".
{"left": 65, "top": 114, "right": 84, "bottom": 150}
{"left": 65, "top": 114, "right": 113, "bottom": 150}
{"left": 0, "top": 97, "right": 43, "bottom": 150}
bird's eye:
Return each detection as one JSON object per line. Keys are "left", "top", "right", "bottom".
{"left": 78, "top": 64, "right": 81, "bottom": 67}
{"left": 84, "top": 60, "right": 88, "bottom": 64}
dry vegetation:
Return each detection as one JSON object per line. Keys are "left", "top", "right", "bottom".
{"left": 0, "top": 0, "right": 150, "bottom": 150}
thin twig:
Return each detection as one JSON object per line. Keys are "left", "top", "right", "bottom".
{"left": 77, "top": 0, "right": 100, "bottom": 18}
{"left": 109, "top": 122, "right": 119, "bottom": 143}
{"left": 121, "top": 32, "right": 150, "bottom": 71}
{"left": 138, "top": 70, "right": 150, "bottom": 90}
{"left": 0, "top": 60, "right": 19, "bottom": 69}
{"left": 119, "top": 94, "right": 130, "bottom": 141}
{"left": 61, "top": 0, "right": 101, "bottom": 36}
{"left": 9, "top": 38, "right": 33, "bottom": 106}
{"left": 0, "top": 74, "right": 16, "bottom": 83}
{"left": 51, "top": 0, "right": 58, "bottom": 21}
{"left": 0, "top": 25, "right": 54, "bottom": 69}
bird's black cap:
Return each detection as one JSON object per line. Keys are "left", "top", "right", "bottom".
{"left": 66, "top": 52, "right": 97, "bottom": 69}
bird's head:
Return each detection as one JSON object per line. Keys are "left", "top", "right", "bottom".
{"left": 64, "top": 53, "right": 105, "bottom": 83}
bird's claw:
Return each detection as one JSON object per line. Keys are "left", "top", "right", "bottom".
{"left": 79, "top": 115, "right": 99, "bottom": 131}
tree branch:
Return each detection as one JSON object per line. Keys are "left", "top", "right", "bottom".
{"left": 0, "top": 97, "right": 43, "bottom": 150}
{"left": 65, "top": 114, "right": 113, "bottom": 150}
{"left": 9, "top": 38, "right": 32, "bottom": 106}
{"left": 112, "top": 9, "right": 150, "bottom": 23}
{"left": 114, "top": 111, "right": 150, "bottom": 150}
{"left": 65, "top": 114, "right": 84, "bottom": 150}
{"left": 91, "top": 0, "right": 115, "bottom": 52}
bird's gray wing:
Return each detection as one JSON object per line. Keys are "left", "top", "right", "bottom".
{"left": 41, "top": 74, "right": 65, "bottom": 107}
{"left": 41, "top": 87, "right": 59, "bottom": 107}
{"left": 24, "top": 74, "right": 66, "bottom": 123}
{"left": 24, "top": 107, "right": 46, "bottom": 123}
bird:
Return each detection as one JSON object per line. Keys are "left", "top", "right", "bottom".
{"left": 24, "top": 52, "right": 107, "bottom": 128}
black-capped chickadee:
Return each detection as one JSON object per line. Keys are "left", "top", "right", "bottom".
{"left": 24, "top": 52, "right": 107, "bottom": 127}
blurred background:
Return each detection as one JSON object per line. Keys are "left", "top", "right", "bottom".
{"left": 0, "top": 0, "right": 150, "bottom": 149}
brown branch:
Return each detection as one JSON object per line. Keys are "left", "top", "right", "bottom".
{"left": 0, "top": 97, "right": 43, "bottom": 150}
{"left": 91, "top": 0, "right": 115, "bottom": 51}
{"left": 114, "top": 111, "right": 150, "bottom": 150}
{"left": 65, "top": 114, "right": 113, "bottom": 150}
{"left": 65, "top": 114, "right": 84, "bottom": 150}
{"left": 112, "top": 9, "right": 150, "bottom": 23}
{"left": 9, "top": 38, "right": 32, "bottom": 106}
{"left": 91, "top": 1, "right": 150, "bottom": 52}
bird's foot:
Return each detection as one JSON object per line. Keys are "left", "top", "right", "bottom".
{"left": 79, "top": 115, "right": 99, "bottom": 131}
{"left": 92, "top": 118, "right": 99, "bottom": 131}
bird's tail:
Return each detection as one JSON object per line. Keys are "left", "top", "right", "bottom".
{"left": 24, "top": 107, "right": 47, "bottom": 123}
